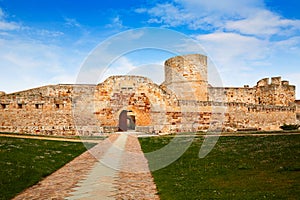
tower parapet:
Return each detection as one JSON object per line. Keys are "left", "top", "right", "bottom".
{"left": 271, "top": 77, "right": 281, "bottom": 85}
{"left": 255, "top": 76, "right": 295, "bottom": 106}
{"left": 282, "top": 80, "right": 289, "bottom": 85}
{"left": 163, "top": 54, "right": 208, "bottom": 101}
{"left": 257, "top": 78, "right": 269, "bottom": 87}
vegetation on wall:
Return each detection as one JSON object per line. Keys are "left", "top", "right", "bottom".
{"left": 280, "top": 124, "right": 300, "bottom": 130}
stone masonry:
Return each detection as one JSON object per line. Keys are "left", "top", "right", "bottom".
{"left": 0, "top": 54, "right": 298, "bottom": 135}
{"left": 296, "top": 100, "right": 300, "bottom": 123}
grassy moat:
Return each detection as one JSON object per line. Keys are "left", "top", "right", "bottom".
{"left": 140, "top": 134, "right": 300, "bottom": 199}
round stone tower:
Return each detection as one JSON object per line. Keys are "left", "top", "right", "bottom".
{"left": 164, "top": 54, "right": 208, "bottom": 101}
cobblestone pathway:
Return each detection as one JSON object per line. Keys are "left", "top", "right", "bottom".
{"left": 13, "top": 133, "right": 159, "bottom": 200}
{"left": 114, "top": 134, "right": 160, "bottom": 200}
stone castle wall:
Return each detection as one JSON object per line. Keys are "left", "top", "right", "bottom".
{"left": 296, "top": 100, "right": 300, "bottom": 123}
{"left": 224, "top": 103, "right": 296, "bottom": 131}
{"left": 209, "top": 77, "right": 295, "bottom": 106}
{"left": 0, "top": 54, "right": 298, "bottom": 135}
{"left": 0, "top": 84, "right": 103, "bottom": 135}
{"left": 0, "top": 85, "right": 75, "bottom": 135}
{"left": 209, "top": 87, "right": 256, "bottom": 104}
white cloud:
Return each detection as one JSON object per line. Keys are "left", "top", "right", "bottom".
{"left": 0, "top": 38, "right": 83, "bottom": 93}
{"left": 136, "top": 1, "right": 265, "bottom": 30}
{"left": 0, "top": 8, "right": 4, "bottom": 18}
{"left": 49, "top": 74, "right": 77, "bottom": 84}
{"left": 105, "top": 16, "right": 126, "bottom": 29}
{"left": 196, "top": 32, "right": 269, "bottom": 70}
{"left": 0, "top": 8, "right": 79, "bottom": 93}
{"left": 0, "top": 7, "right": 64, "bottom": 38}
{"left": 127, "top": 63, "right": 165, "bottom": 84}
{"left": 100, "top": 56, "right": 136, "bottom": 81}
{"left": 146, "top": 3, "right": 191, "bottom": 27}
{"left": 285, "top": 73, "right": 300, "bottom": 99}
{"left": 138, "top": 3, "right": 210, "bottom": 30}
{"left": 225, "top": 10, "right": 300, "bottom": 37}
{"left": 0, "top": 21, "right": 20, "bottom": 31}
{"left": 272, "top": 36, "right": 300, "bottom": 51}
{"left": 64, "top": 18, "right": 81, "bottom": 28}
{"left": 0, "top": 8, "right": 20, "bottom": 31}
{"left": 175, "top": 0, "right": 264, "bottom": 17}
{"left": 138, "top": 0, "right": 300, "bottom": 38}
{"left": 134, "top": 8, "right": 147, "bottom": 14}
{"left": 0, "top": 7, "right": 20, "bottom": 31}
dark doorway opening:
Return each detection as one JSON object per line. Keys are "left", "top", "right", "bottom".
{"left": 127, "top": 115, "right": 136, "bottom": 130}
{"left": 119, "top": 110, "right": 136, "bottom": 131}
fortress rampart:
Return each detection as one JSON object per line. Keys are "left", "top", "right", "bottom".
{"left": 0, "top": 54, "right": 298, "bottom": 135}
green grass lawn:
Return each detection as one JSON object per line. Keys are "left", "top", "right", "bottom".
{"left": 139, "top": 135, "right": 300, "bottom": 200}
{"left": 0, "top": 137, "right": 97, "bottom": 200}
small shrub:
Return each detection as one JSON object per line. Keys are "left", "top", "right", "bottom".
{"left": 279, "top": 124, "right": 300, "bottom": 130}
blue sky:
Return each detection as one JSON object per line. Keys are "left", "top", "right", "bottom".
{"left": 0, "top": 0, "right": 300, "bottom": 98}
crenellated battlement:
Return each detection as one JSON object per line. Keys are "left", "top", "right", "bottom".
{"left": 255, "top": 77, "right": 295, "bottom": 106}
{"left": 257, "top": 77, "right": 293, "bottom": 87}
{"left": 257, "top": 78, "right": 270, "bottom": 87}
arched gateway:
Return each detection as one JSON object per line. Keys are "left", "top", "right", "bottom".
{"left": 94, "top": 75, "right": 172, "bottom": 133}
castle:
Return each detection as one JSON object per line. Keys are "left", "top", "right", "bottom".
{"left": 0, "top": 54, "right": 299, "bottom": 136}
